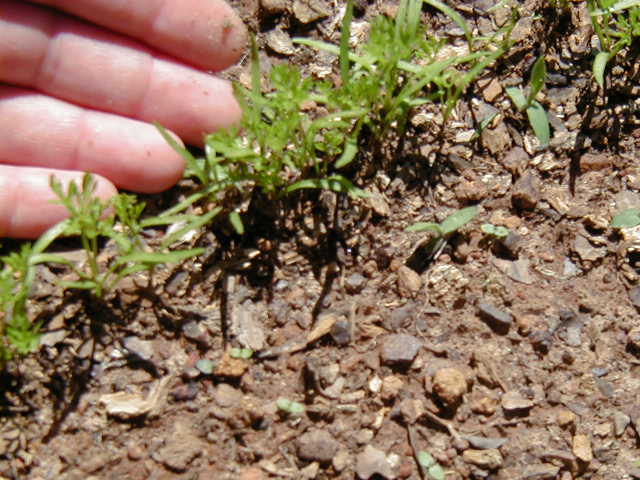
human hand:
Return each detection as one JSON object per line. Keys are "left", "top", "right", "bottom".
{"left": 0, "top": 0, "right": 246, "bottom": 238}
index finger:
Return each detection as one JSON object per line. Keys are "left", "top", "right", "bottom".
{"left": 28, "top": 0, "right": 247, "bottom": 71}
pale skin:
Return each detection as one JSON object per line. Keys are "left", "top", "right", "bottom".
{"left": 0, "top": 0, "right": 247, "bottom": 238}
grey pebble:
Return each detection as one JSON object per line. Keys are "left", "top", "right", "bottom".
{"left": 380, "top": 334, "right": 422, "bottom": 366}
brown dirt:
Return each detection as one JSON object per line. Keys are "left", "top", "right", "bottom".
{"left": 3, "top": 0, "right": 640, "bottom": 479}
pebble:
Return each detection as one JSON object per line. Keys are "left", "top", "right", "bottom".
{"left": 501, "top": 390, "right": 534, "bottom": 412}
{"left": 345, "top": 273, "right": 367, "bottom": 294}
{"left": 629, "top": 286, "right": 640, "bottom": 308}
{"left": 214, "top": 384, "right": 243, "bottom": 408}
{"left": 355, "top": 445, "right": 396, "bottom": 479}
{"left": 572, "top": 434, "right": 592, "bottom": 463}
{"left": 521, "top": 465, "right": 561, "bottom": 479}
{"left": 396, "top": 398, "right": 425, "bottom": 424}
{"left": 122, "top": 336, "right": 154, "bottom": 361}
{"left": 478, "top": 302, "right": 513, "bottom": 329}
{"left": 470, "top": 393, "right": 498, "bottom": 416}
{"left": 332, "top": 449, "right": 350, "bottom": 472}
{"left": 462, "top": 448, "right": 503, "bottom": 469}
{"left": 432, "top": 367, "right": 467, "bottom": 407}
{"left": 182, "top": 321, "right": 207, "bottom": 344}
{"left": 381, "top": 375, "right": 404, "bottom": 400}
{"left": 292, "top": 0, "right": 330, "bottom": 23}
{"left": 511, "top": 171, "right": 541, "bottom": 210}
{"left": 379, "top": 334, "right": 422, "bottom": 366}
{"left": 265, "top": 29, "right": 295, "bottom": 55}
{"left": 627, "top": 326, "right": 640, "bottom": 353}
{"left": 296, "top": 430, "right": 339, "bottom": 463}
{"left": 502, "top": 146, "right": 529, "bottom": 175}
{"left": 396, "top": 266, "right": 422, "bottom": 297}
{"left": 260, "top": 0, "right": 288, "bottom": 13}
{"left": 498, "top": 231, "right": 522, "bottom": 259}
{"left": 330, "top": 318, "right": 352, "bottom": 346}
{"left": 151, "top": 430, "right": 203, "bottom": 472}
{"left": 612, "top": 410, "right": 630, "bottom": 436}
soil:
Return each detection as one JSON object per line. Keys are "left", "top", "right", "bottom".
{"left": 3, "top": 0, "right": 640, "bottom": 479}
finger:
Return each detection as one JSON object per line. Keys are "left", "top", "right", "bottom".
{"left": 1, "top": 1, "right": 242, "bottom": 145}
{"left": 28, "top": 0, "right": 247, "bottom": 71}
{"left": 0, "top": 86, "right": 186, "bottom": 192}
{"left": 0, "top": 165, "right": 117, "bottom": 239}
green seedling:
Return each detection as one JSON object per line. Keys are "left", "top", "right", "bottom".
{"left": 161, "top": 0, "right": 514, "bottom": 233}
{"left": 276, "top": 397, "right": 306, "bottom": 416}
{"left": 39, "top": 173, "right": 206, "bottom": 298}
{"left": 588, "top": 0, "right": 640, "bottom": 87}
{"left": 481, "top": 223, "right": 510, "bottom": 238}
{"left": 196, "top": 359, "right": 216, "bottom": 375}
{"left": 407, "top": 206, "right": 478, "bottom": 261}
{"left": 407, "top": 206, "right": 478, "bottom": 236}
{"left": 417, "top": 451, "right": 446, "bottom": 480}
{"left": 505, "top": 56, "right": 551, "bottom": 147}
{"left": 229, "top": 347, "right": 254, "bottom": 359}
{"left": 611, "top": 208, "right": 640, "bottom": 228}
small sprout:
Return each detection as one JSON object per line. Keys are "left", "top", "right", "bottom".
{"left": 276, "top": 397, "right": 306, "bottom": 416}
{"left": 481, "top": 223, "right": 510, "bottom": 238}
{"left": 611, "top": 208, "right": 640, "bottom": 229}
{"left": 407, "top": 206, "right": 478, "bottom": 237}
{"left": 196, "top": 359, "right": 216, "bottom": 375}
{"left": 230, "top": 347, "right": 254, "bottom": 359}
{"left": 417, "top": 451, "right": 445, "bottom": 480}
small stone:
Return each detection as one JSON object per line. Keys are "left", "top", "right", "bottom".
{"left": 612, "top": 410, "right": 630, "bottom": 436}
{"left": 579, "top": 152, "right": 611, "bottom": 171}
{"left": 151, "top": 428, "right": 203, "bottom": 472}
{"left": 331, "top": 319, "right": 352, "bottom": 346}
{"left": 397, "top": 266, "right": 422, "bottom": 297}
{"left": 300, "top": 462, "right": 320, "bottom": 479}
{"left": 127, "top": 443, "right": 145, "bottom": 461}
{"left": 627, "top": 326, "right": 640, "bottom": 353}
{"left": 433, "top": 367, "right": 467, "bottom": 407}
{"left": 183, "top": 321, "right": 207, "bottom": 344}
{"left": 516, "top": 314, "right": 540, "bottom": 336}
{"left": 521, "top": 465, "right": 561, "bottom": 480}
{"left": 266, "top": 29, "right": 295, "bottom": 55}
{"left": 478, "top": 302, "right": 513, "bottom": 330}
{"left": 380, "top": 334, "right": 422, "bottom": 366}
{"left": 296, "top": 430, "right": 339, "bottom": 463}
{"left": 332, "top": 449, "right": 350, "bottom": 472}
{"left": 345, "top": 273, "right": 367, "bottom": 294}
{"left": 501, "top": 390, "right": 534, "bottom": 412}
{"left": 214, "top": 384, "right": 242, "bottom": 408}
{"left": 470, "top": 393, "right": 498, "bottom": 416}
{"left": 354, "top": 429, "right": 375, "bottom": 445}
{"left": 629, "top": 286, "right": 640, "bottom": 308}
{"left": 381, "top": 375, "right": 404, "bottom": 400}
{"left": 122, "top": 336, "right": 154, "bottom": 361}
{"left": 481, "top": 121, "right": 512, "bottom": 155}
{"left": 572, "top": 434, "right": 592, "bottom": 463}
{"left": 397, "top": 398, "right": 425, "bottom": 424}
{"left": 260, "top": 0, "right": 288, "bottom": 13}
{"left": 498, "top": 231, "right": 522, "bottom": 259}
{"left": 502, "top": 146, "right": 529, "bottom": 175}
{"left": 512, "top": 171, "right": 541, "bottom": 210}
{"left": 292, "top": 0, "right": 330, "bottom": 23}
{"left": 477, "top": 77, "right": 503, "bottom": 102}
{"left": 462, "top": 448, "right": 503, "bottom": 469}
{"left": 355, "top": 445, "right": 396, "bottom": 479}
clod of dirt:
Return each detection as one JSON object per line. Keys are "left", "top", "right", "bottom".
{"left": 296, "top": 429, "right": 340, "bottom": 463}
{"left": 462, "top": 448, "right": 503, "bottom": 469}
{"left": 215, "top": 350, "right": 249, "bottom": 377}
{"left": 214, "top": 383, "right": 243, "bottom": 408}
{"left": 572, "top": 434, "right": 593, "bottom": 464}
{"left": 478, "top": 302, "right": 513, "bottom": 330}
{"left": 512, "top": 171, "right": 541, "bottom": 211}
{"left": 151, "top": 424, "right": 204, "bottom": 472}
{"left": 355, "top": 444, "right": 396, "bottom": 480}
{"left": 379, "top": 334, "right": 422, "bottom": 366}
{"left": 556, "top": 408, "right": 577, "bottom": 430}
{"left": 432, "top": 367, "right": 467, "bottom": 408}
{"left": 396, "top": 266, "right": 422, "bottom": 297}
{"left": 501, "top": 390, "right": 534, "bottom": 413}
{"left": 470, "top": 391, "right": 499, "bottom": 416}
